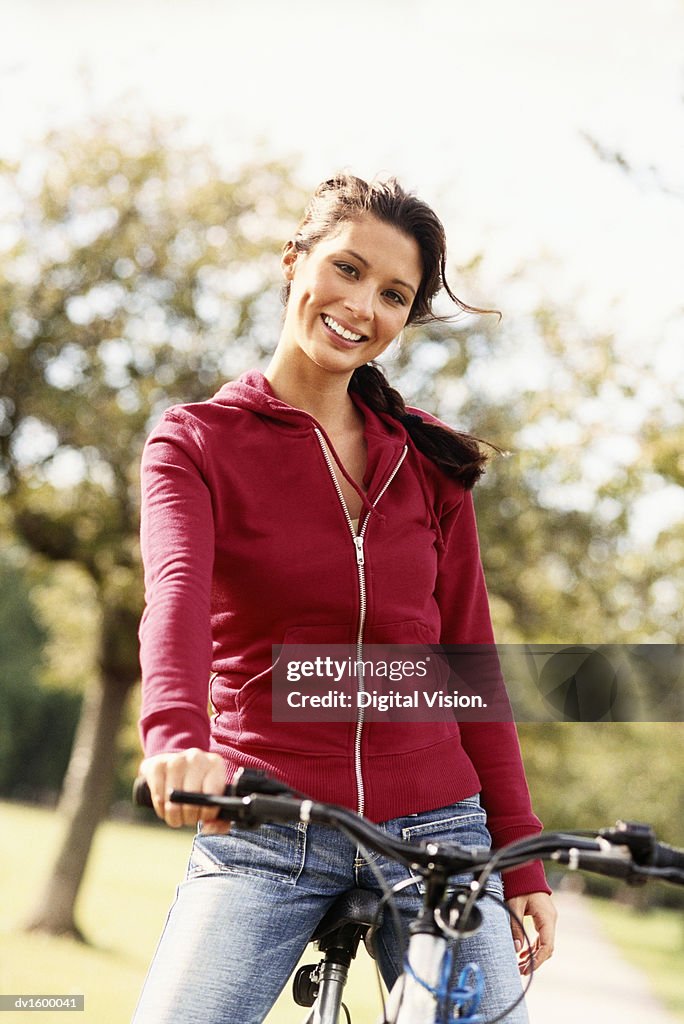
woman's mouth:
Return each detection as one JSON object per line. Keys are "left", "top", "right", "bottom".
{"left": 321, "top": 314, "right": 368, "bottom": 344}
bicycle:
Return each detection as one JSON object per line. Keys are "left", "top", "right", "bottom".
{"left": 134, "top": 769, "right": 684, "bottom": 1023}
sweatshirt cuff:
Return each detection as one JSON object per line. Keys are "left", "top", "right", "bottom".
{"left": 139, "top": 707, "right": 211, "bottom": 757}
{"left": 489, "top": 823, "right": 552, "bottom": 898}
{"left": 501, "top": 858, "right": 552, "bottom": 899}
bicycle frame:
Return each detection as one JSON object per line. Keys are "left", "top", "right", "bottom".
{"left": 384, "top": 932, "right": 455, "bottom": 1022}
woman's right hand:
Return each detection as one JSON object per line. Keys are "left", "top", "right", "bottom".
{"left": 138, "top": 748, "right": 231, "bottom": 834}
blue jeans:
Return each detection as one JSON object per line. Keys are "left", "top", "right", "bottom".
{"left": 131, "top": 795, "right": 528, "bottom": 1023}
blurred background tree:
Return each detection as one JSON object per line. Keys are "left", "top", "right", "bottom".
{"left": 0, "top": 544, "right": 78, "bottom": 796}
{"left": 390, "top": 286, "right": 683, "bottom": 855}
{"left": 0, "top": 117, "right": 305, "bottom": 936}
{"left": 0, "top": 113, "right": 681, "bottom": 939}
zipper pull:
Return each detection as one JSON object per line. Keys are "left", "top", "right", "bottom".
{"left": 354, "top": 534, "right": 365, "bottom": 567}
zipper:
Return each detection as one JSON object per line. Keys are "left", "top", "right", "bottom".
{"left": 315, "top": 428, "right": 408, "bottom": 815}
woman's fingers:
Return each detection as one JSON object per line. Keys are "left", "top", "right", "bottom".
{"left": 198, "top": 753, "right": 232, "bottom": 833}
{"left": 506, "top": 891, "right": 558, "bottom": 975}
{"left": 139, "top": 749, "right": 230, "bottom": 832}
{"left": 139, "top": 755, "right": 170, "bottom": 822}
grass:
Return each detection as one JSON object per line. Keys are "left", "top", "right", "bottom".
{"left": 0, "top": 801, "right": 383, "bottom": 1023}
{"left": 0, "top": 801, "right": 189, "bottom": 1023}
{"left": 591, "top": 898, "right": 684, "bottom": 1020}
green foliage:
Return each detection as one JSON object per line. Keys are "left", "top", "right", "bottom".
{"left": 0, "top": 553, "right": 45, "bottom": 788}
{"left": 390, "top": 299, "right": 682, "bottom": 644}
{"left": 0, "top": 553, "right": 81, "bottom": 797}
{"left": 29, "top": 562, "right": 99, "bottom": 694}
{"left": 519, "top": 722, "right": 684, "bottom": 846}
{"left": 0, "top": 118, "right": 308, "bottom": 800}
{"left": 0, "top": 114, "right": 306, "bottom": 614}
{"left": 0, "top": 553, "right": 45, "bottom": 684}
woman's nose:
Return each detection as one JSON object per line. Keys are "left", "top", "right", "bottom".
{"left": 344, "top": 286, "right": 374, "bottom": 323}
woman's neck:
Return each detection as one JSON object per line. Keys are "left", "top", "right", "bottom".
{"left": 264, "top": 348, "right": 360, "bottom": 436}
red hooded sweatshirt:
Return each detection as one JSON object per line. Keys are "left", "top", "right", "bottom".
{"left": 139, "top": 369, "right": 549, "bottom": 897}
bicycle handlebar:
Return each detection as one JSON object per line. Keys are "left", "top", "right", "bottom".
{"left": 132, "top": 770, "right": 684, "bottom": 887}
{"left": 132, "top": 767, "right": 300, "bottom": 807}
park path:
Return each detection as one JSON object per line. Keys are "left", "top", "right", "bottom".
{"left": 524, "top": 889, "right": 679, "bottom": 1023}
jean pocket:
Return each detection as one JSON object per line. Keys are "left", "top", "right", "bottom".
{"left": 186, "top": 821, "right": 308, "bottom": 886}
{"left": 399, "top": 796, "right": 500, "bottom": 897}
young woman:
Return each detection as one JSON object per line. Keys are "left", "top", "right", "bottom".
{"left": 133, "top": 174, "right": 556, "bottom": 1023}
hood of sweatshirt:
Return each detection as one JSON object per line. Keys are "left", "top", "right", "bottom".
{"left": 208, "top": 369, "right": 444, "bottom": 543}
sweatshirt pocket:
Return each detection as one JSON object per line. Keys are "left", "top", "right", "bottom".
{"left": 367, "top": 619, "right": 436, "bottom": 645}
{"left": 236, "top": 623, "right": 355, "bottom": 755}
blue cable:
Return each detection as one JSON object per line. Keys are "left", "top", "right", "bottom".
{"left": 454, "top": 963, "right": 485, "bottom": 1021}
{"left": 403, "top": 951, "right": 485, "bottom": 1021}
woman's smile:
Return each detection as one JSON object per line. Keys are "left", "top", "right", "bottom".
{"left": 320, "top": 313, "right": 368, "bottom": 346}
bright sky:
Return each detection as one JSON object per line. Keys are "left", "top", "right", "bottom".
{"left": 2, "top": 0, "right": 684, "bottom": 538}
{"left": 3, "top": 0, "right": 684, "bottom": 339}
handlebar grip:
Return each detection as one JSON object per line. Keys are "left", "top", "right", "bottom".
{"left": 132, "top": 777, "right": 155, "bottom": 809}
{"left": 230, "top": 767, "right": 300, "bottom": 798}
{"left": 132, "top": 777, "right": 236, "bottom": 821}
{"left": 652, "top": 842, "right": 684, "bottom": 871}
{"left": 601, "top": 822, "right": 684, "bottom": 873}
{"left": 553, "top": 848, "right": 636, "bottom": 880}
{"left": 131, "top": 770, "right": 290, "bottom": 809}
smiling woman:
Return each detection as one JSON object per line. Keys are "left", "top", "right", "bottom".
{"left": 270, "top": 217, "right": 422, "bottom": 431}
{"left": 132, "top": 172, "right": 556, "bottom": 1024}
{"left": 269, "top": 175, "right": 493, "bottom": 494}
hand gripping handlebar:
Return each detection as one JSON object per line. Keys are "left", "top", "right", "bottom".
{"left": 132, "top": 766, "right": 299, "bottom": 809}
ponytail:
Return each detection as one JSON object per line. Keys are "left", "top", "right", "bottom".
{"left": 349, "top": 364, "right": 490, "bottom": 490}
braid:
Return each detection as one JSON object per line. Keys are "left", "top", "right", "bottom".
{"left": 349, "top": 364, "right": 489, "bottom": 490}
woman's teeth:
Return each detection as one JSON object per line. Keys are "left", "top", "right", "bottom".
{"left": 323, "top": 315, "right": 363, "bottom": 342}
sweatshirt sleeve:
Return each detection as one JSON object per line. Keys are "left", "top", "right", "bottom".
{"left": 138, "top": 411, "right": 215, "bottom": 756}
{"left": 435, "top": 487, "right": 551, "bottom": 898}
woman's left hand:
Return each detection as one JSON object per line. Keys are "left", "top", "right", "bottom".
{"left": 506, "top": 891, "right": 557, "bottom": 975}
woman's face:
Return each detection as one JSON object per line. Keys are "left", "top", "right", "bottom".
{"left": 280, "top": 214, "right": 423, "bottom": 376}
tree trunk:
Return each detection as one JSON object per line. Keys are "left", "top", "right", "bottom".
{"left": 23, "top": 670, "right": 134, "bottom": 940}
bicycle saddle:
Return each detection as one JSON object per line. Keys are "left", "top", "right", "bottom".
{"left": 312, "top": 889, "right": 384, "bottom": 948}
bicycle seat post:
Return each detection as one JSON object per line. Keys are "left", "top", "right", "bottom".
{"left": 300, "top": 960, "right": 349, "bottom": 1024}
{"left": 294, "top": 890, "right": 384, "bottom": 1024}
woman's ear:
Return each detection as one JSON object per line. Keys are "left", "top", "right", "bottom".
{"left": 281, "top": 240, "right": 298, "bottom": 281}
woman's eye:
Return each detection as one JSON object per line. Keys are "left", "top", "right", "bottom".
{"left": 334, "top": 262, "right": 358, "bottom": 277}
{"left": 385, "top": 290, "right": 406, "bottom": 305}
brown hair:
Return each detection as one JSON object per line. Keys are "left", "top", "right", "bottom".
{"left": 284, "top": 173, "right": 497, "bottom": 488}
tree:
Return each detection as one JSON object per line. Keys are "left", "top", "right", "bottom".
{"left": 0, "top": 545, "right": 84, "bottom": 801}
{"left": 0, "top": 116, "right": 305, "bottom": 937}
{"left": 390, "top": 279, "right": 683, "bottom": 643}
{"left": 0, "top": 547, "right": 47, "bottom": 790}
{"left": 389, "top": 305, "right": 626, "bottom": 641}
